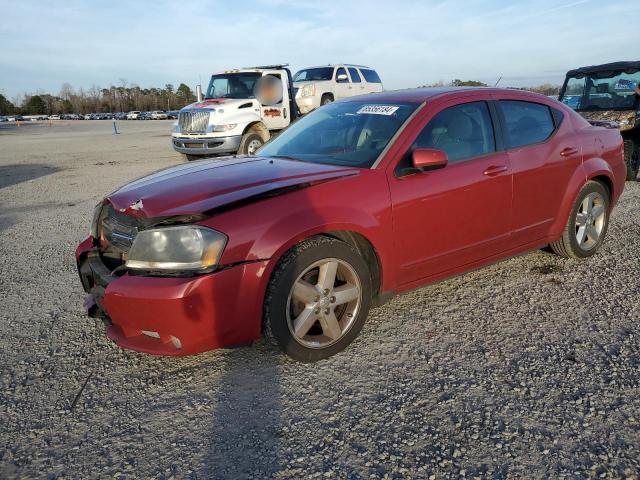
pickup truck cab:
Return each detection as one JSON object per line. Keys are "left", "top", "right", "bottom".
{"left": 293, "top": 64, "right": 383, "bottom": 114}
{"left": 126, "top": 111, "right": 141, "bottom": 120}
{"left": 171, "top": 65, "right": 298, "bottom": 160}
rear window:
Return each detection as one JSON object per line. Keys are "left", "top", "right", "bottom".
{"left": 499, "top": 101, "right": 556, "bottom": 149}
{"left": 360, "top": 69, "right": 382, "bottom": 83}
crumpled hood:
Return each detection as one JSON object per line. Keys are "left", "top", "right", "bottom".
{"left": 107, "top": 157, "right": 359, "bottom": 218}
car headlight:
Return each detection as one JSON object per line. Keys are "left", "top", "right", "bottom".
{"left": 126, "top": 226, "right": 227, "bottom": 272}
{"left": 301, "top": 84, "right": 315, "bottom": 97}
{"left": 211, "top": 123, "right": 237, "bottom": 132}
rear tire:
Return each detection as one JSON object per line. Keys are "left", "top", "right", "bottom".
{"left": 550, "top": 181, "right": 610, "bottom": 258}
{"left": 624, "top": 138, "right": 639, "bottom": 181}
{"left": 263, "top": 236, "right": 372, "bottom": 362}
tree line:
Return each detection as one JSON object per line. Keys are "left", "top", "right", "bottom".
{"left": 420, "top": 79, "right": 561, "bottom": 96}
{"left": 0, "top": 81, "right": 198, "bottom": 115}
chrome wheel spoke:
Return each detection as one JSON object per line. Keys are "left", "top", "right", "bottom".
{"left": 332, "top": 284, "right": 360, "bottom": 306}
{"left": 576, "top": 225, "right": 587, "bottom": 245}
{"left": 591, "top": 205, "right": 604, "bottom": 221}
{"left": 319, "top": 311, "right": 342, "bottom": 340}
{"left": 292, "top": 279, "right": 318, "bottom": 304}
{"left": 317, "top": 261, "right": 338, "bottom": 291}
{"left": 586, "top": 223, "right": 599, "bottom": 241}
{"left": 293, "top": 306, "right": 319, "bottom": 337}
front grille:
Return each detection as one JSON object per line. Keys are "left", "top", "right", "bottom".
{"left": 98, "top": 204, "right": 140, "bottom": 270}
{"left": 178, "top": 110, "right": 210, "bottom": 133}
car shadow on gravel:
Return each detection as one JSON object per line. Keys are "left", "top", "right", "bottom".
{"left": 202, "top": 344, "right": 283, "bottom": 479}
{"left": 0, "top": 164, "right": 60, "bottom": 190}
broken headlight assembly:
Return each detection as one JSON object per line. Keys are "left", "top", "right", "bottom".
{"left": 89, "top": 202, "right": 103, "bottom": 238}
{"left": 125, "top": 226, "right": 227, "bottom": 273}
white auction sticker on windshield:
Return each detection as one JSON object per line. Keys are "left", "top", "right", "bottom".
{"left": 357, "top": 105, "right": 399, "bottom": 115}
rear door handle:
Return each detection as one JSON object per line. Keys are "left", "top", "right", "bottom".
{"left": 483, "top": 165, "right": 508, "bottom": 176}
{"left": 560, "top": 147, "right": 579, "bottom": 157}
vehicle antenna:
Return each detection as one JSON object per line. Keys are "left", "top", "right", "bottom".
{"left": 494, "top": 76, "right": 502, "bottom": 87}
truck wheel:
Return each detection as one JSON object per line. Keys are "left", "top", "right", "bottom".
{"left": 321, "top": 94, "right": 334, "bottom": 106}
{"left": 623, "top": 139, "right": 639, "bottom": 181}
{"left": 239, "top": 124, "right": 270, "bottom": 155}
{"left": 181, "top": 154, "right": 203, "bottom": 162}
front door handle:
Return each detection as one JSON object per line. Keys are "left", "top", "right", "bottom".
{"left": 560, "top": 147, "right": 579, "bottom": 157}
{"left": 483, "top": 165, "right": 508, "bottom": 176}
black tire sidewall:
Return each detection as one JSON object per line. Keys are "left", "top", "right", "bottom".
{"left": 565, "top": 182, "right": 610, "bottom": 258}
{"left": 266, "top": 238, "right": 372, "bottom": 362}
{"left": 239, "top": 132, "right": 264, "bottom": 155}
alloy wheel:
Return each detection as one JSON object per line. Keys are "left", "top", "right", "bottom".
{"left": 575, "top": 191, "right": 606, "bottom": 251}
{"left": 247, "top": 138, "right": 263, "bottom": 155}
{"left": 286, "top": 258, "right": 362, "bottom": 348}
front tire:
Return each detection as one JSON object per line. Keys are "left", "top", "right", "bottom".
{"left": 181, "top": 153, "right": 203, "bottom": 162}
{"left": 263, "top": 236, "right": 372, "bottom": 362}
{"left": 550, "top": 181, "right": 610, "bottom": 258}
{"left": 239, "top": 124, "right": 270, "bottom": 155}
{"left": 624, "top": 138, "right": 639, "bottom": 181}
{"left": 321, "top": 94, "right": 334, "bottom": 106}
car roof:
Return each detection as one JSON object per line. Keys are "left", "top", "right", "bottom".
{"left": 338, "top": 87, "right": 552, "bottom": 104}
{"left": 301, "top": 64, "right": 372, "bottom": 70}
{"left": 566, "top": 61, "right": 640, "bottom": 77}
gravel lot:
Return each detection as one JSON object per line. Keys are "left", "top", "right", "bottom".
{"left": 1, "top": 120, "right": 639, "bottom": 479}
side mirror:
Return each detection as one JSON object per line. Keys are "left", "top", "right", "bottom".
{"left": 336, "top": 73, "right": 348, "bottom": 82}
{"left": 412, "top": 148, "right": 448, "bottom": 170}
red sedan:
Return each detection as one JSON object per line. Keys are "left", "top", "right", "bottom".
{"left": 76, "top": 88, "right": 625, "bottom": 362}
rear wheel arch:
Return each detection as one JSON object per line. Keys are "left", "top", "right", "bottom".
{"left": 589, "top": 174, "right": 613, "bottom": 202}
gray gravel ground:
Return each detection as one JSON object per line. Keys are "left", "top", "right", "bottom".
{"left": 1, "top": 120, "right": 639, "bottom": 479}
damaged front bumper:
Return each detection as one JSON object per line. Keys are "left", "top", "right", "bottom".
{"left": 76, "top": 237, "right": 268, "bottom": 356}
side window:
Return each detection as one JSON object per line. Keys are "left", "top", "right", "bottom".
{"left": 413, "top": 101, "right": 496, "bottom": 163}
{"left": 335, "top": 67, "right": 349, "bottom": 83}
{"left": 360, "top": 69, "right": 382, "bottom": 83}
{"left": 348, "top": 68, "right": 362, "bottom": 83}
{"left": 499, "top": 100, "right": 556, "bottom": 149}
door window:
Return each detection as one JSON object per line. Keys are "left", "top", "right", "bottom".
{"left": 413, "top": 101, "right": 496, "bottom": 163}
{"left": 499, "top": 101, "right": 556, "bottom": 149}
{"left": 360, "top": 69, "right": 382, "bottom": 83}
{"left": 348, "top": 68, "right": 362, "bottom": 83}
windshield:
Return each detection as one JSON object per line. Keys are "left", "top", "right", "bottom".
{"left": 293, "top": 67, "right": 334, "bottom": 82}
{"left": 562, "top": 70, "right": 640, "bottom": 111}
{"left": 258, "top": 101, "right": 419, "bottom": 168}
{"left": 205, "top": 73, "right": 261, "bottom": 99}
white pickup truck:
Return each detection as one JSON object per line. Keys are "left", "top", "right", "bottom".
{"left": 171, "top": 65, "right": 299, "bottom": 160}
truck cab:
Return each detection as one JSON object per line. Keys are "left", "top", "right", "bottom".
{"left": 558, "top": 61, "right": 640, "bottom": 180}
{"left": 171, "top": 65, "right": 298, "bottom": 160}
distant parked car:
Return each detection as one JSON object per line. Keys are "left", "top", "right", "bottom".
{"left": 166, "top": 110, "right": 179, "bottom": 119}
{"left": 48, "top": 115, "right": 61, "bottom": 120}
{"left": 126, "top": 111, "right": 141, "bottom": 120}
{"left": 293, "top": 64, "right": 384, "bottom": 114}
{"left": 150, "top": 110, "right": 168, "bottom": 120}
{"left": 0, "top": 116, "right": 6, "bottom": 122}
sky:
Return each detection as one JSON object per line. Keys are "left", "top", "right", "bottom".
{"left": 1, "top": 0, "right": 639, "bottom": 101}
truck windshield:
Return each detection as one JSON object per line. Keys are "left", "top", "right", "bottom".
{"left": 205, "top": 73, "right": 262, "bottom": 99}
{"left": 293, "top": 67, "right": 334, "bottom": 82}
{"left": 562, "top": 70, "right": 640, "bottom": 111}
{"left": 258, "top": 101, "right": 419, "bottom": 168}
